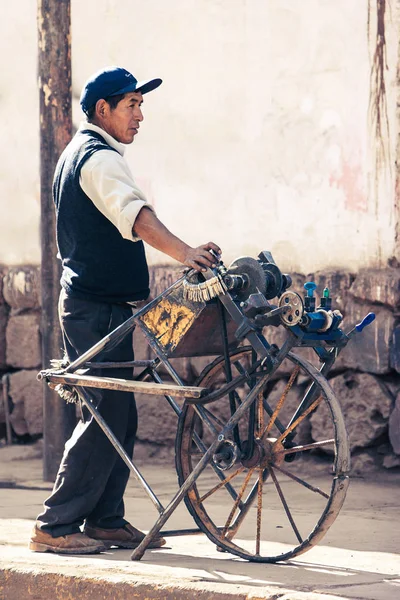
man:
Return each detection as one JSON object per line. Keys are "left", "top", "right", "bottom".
{"left": 29, "top": 66, "right": 221, "bottom": 554}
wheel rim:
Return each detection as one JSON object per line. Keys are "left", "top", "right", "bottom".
{"left": 176, "top": 347, "right": 350, "bottom": 562}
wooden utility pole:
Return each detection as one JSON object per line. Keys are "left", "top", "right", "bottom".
{"left": 38, "top": 0, "right": 76, "bottom": 481}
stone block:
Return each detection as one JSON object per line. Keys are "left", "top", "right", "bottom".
{"left": 6, "top": 312, "right": 41, "bottom": 369}
{"left": 134, "top": 440, "right": 175, "bottom": 464}
{"left": 8, "top": 370, "right": 43, "bottom": 436}
{"left": 0, "top": 266, "right": 7, "bottom": 304}
{"left": 350, "top": 449, "right": 381, "bottom": 475}
{"left": 310, "top": 371, "right": 392, "bottom": 452}
{"left": 149, "top": 265, "right": 181, "bottom": 299}
{"left": 308, "top": 270, "right": 354, "bottom": 313}
{"left": 132, "top": 326, "right": 151, "bottom": 361}
{"left": 266, "top": 379, "right": 312, "bottom": 444}
{"left": 0, "top": 303, "right": 8, "bottom": 368}
{"left": 337, "top": 299, "right": 394, "bottom": 374}
{"left": 383, "top": 452, "right": 400, "bottom": 469}
{"left": 388, "top": 391, "right": 400, "bottom": 455}
{"left": 189, "top": 355, "right": 219, "bottom": 381}
{"left": 390, "top": 324, "right": 400, "bottom": 373}
{"left": 135, "top": 391, "right": 183, "bottom": 445}
{"left": 349, "top": 267, "right": 400, "bottom": 308}
{"left": 2, "top": 266, "right": 41, "bottom": 310}
{"left": 287, "top": 272, "right": 308, "bottom": 297}
{"left": 169, "top": 357, "right": 196, "bottom": 384}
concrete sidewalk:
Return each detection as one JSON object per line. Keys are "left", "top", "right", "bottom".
{"left": 0, "top": 442, "right": 399, "bottom": 600}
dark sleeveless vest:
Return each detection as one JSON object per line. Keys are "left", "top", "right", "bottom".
{"left": 53, "top": 129, "right": 150, "bottom": 303}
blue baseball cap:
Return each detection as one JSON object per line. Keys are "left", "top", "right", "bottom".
{"left": 80, "top": 66, "right": 162, "bottom": 114}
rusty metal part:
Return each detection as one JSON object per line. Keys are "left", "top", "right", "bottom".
{"left": 274, "top": 394, "right": 323, "bottom": 446}
{"left": 212, "top": 440, "right": 239, "bottom": 471}
{"left": 256, "top": 467, "right": 263, "bottom": 555}
{"left": 198, "top": 467, "right": 244, "bottom": 504}
{"left": 261, "top": 366, "right": 300, "bottom": 440}
{"left": 260, "top": 437, "right": 286, "bottom": 469}
{"left": 139, "top": 284, "right": 205, "bottom": 354}
{"left": 257, "top": 391, "right": 264, "bottom": 437}
{"left": 35, "top": 248, "right": 357, "bottom": 564}
{"left": 175, "top": 349, "right": 350, "bottom": 562}
{"left": 132, "top": 363, "right": 274, "bottom": 561}
{"left": 61, "top": 275, "right": 188, "bottom": 375}
{"left": 185, "top": 356, "right": 266, "bottom": 406}
{"left": 221, "top": 468, "right": 255, "bottom": 538}
{"left": 278, "top": 291, "right": 304, "bottom": 326}
{"left": 240, "top": 440, "right": 263, "bottom": 468}
{"left": 223, "top": 469, "right": 270, "bottom": 544}
{"left": 169, "top": 301, "right": 239, "bottom": 357}
{"left": 41, "top": 372, "right": 208, "bottom": 399}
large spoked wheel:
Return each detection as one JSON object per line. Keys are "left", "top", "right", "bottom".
{"left": 175, "top": 346, "right": 350, "bottom": 562}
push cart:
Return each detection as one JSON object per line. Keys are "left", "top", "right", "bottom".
{"left": 38, "top": 250, "right": 375, "bottom": 563}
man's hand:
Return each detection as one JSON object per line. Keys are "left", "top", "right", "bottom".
{"left": 182, "top": 242, "right": 222, "bottom": 272}
{"left": 133, "top": 207, "right": 222, "bottom": 272}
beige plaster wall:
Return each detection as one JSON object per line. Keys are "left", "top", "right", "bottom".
{"left": 0, "top": 0, "right": 398, "bottom": 273}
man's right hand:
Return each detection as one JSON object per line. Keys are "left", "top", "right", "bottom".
{"left": 182, "top": 242, "right": 221, "bottom": 272}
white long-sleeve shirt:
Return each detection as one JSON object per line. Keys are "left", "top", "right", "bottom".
{"left": 78, "top": 121, "right": 154, "bottom": 242}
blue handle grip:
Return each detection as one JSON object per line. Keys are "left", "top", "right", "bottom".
{"left": 355, "top": 312, "right": 376, "bottom": 332}
{"left": 304, "top": 281, "right": 317, "bottom": 297}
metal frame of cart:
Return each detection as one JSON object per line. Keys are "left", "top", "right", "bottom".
{"left": 38, "top": 255, "right": 375, "bottom": 562}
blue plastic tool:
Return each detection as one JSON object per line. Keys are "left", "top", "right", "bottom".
{"left": 304, "top": 281, "right": 317, "bottom": 312}
{"left": 304, "top": 282, "right": 317, "bottom": 297}
{"left": 355, "top": 312, "right": 376, "bottom": 332}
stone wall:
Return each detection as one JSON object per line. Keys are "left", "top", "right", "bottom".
{"left": 1, "top": 264, "right": 399, "bottom": 475}
{"left": 0, "top": 265, "right": 43, "bottom": 439}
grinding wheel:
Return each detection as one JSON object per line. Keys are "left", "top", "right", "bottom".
{"left": 227, "top": 256, "right": 267, "bottom": 302}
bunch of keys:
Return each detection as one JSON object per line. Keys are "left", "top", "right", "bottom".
{"left": 182, "top": 248, "right": 227, "bottom": 302}
{"left": 182, "top": 273, "right": 227, "bottom": 302}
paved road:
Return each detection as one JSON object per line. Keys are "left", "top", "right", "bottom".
{"left": 0, "top": 444, "right": 399, "bottom": 599}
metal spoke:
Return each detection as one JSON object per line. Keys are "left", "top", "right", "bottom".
{"left": 262, "top": 366, "right": 300, "bottom": 439}
{"left": 270, "top": 466, "right": 303, "bottom": 544}
{"left": 226, "top": 468, "right": 269, "bottom": 540}
{"left": 222, "top": 468, "right": 255, "bottom": 538}
{"left": 177, "top": 349, "right": 350, "bottom": 562}
{"left": 256, "top": 468, "right": 264, "bottom": 555}
{"left": 274, "top": 395, "right": 323, "bottom": 446}
{"left": 257, "top": 391, "right": 264, "bottom": 437}
{"left": 272, "top": 464, "right": 330, "bottom": 499}
{"left": 198, "top": 466, "right": 245, "bottom": 503}
{"left": 275, "top": 439, "right": 335, "bottom": 456}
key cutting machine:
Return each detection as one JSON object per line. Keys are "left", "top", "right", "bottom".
{"left": 38, "top": 250, "right": 375, "bottom": 562}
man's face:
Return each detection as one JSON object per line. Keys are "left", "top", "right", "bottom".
{"left": 100, "top": 91, "right": 144, "bottom": 144}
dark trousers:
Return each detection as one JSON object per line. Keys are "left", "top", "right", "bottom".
{"left": 37, "top": 289, "right": 137, "bottom": 537}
